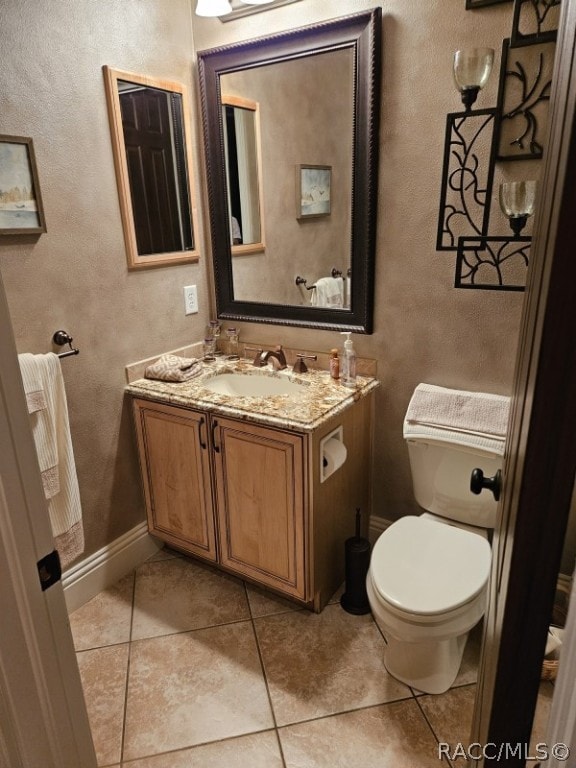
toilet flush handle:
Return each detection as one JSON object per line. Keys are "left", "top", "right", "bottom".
{"left": 470, "top": 468, "right": 502, "bottom": 501}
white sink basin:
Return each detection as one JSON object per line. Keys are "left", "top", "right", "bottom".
{"left": 203, "top": 372, "right": 303, "bottom": 398}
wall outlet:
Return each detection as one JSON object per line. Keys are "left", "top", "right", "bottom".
{"left": 183, "top": 285, "right": 198, "bottom": 315}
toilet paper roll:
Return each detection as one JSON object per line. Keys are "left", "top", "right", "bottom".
{"left": 322, "top": 437, "right": 347, "bottom": 479}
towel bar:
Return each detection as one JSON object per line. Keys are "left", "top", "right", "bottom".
{"left": 53, "top": 330, "right": 80, "bottom": 358}
{"left": 295, "top": 268, "right": 347, "bottom": 292}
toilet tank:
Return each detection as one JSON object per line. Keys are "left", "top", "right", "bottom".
{"left": 404, "top": 431, "right": 504, "bottom": 529}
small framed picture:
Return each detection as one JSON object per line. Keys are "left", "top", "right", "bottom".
{"left": 465, "top": 0, "right": 511, "bottom": 7}
{"left": 297, "top": 164, "right": 331, "bottom": 219}
{"left": 0, "top": 135, "right": 46, "bottom": 235}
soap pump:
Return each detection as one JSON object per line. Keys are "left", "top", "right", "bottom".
{"left": 340, "top": 332, "right": 357, "bottom": 388}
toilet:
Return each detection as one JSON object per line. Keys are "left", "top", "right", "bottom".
{"left": 366, "top": 383, "right": 509, "bottom": 694}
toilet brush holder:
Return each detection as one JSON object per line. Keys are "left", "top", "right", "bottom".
{"left": 340, "top": 509, "right": 371, "bottom": 615}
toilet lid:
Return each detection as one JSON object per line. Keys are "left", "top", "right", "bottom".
{"left": 370, "top": 516, "right": 491, "bottom": 615}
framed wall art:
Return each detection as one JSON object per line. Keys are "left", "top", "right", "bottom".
{"left": 465, "top": 0, "right": 512, "bottom": 8}
{"left": 0, "top": 135, "right": 46, "bottom": 235}
{"left": 297, "top": 164, "right": 331, "bottom": 219}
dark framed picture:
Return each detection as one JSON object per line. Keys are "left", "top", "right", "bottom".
{"left": 297, "top": 164, "right": 331, "bottom": 219}
{"left": 465, "top": 0, "right": 512, "bottom": 7}
{"left": 0, "top": 135, "right": 46, "bottom": 235}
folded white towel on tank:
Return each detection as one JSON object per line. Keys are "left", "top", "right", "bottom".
{"left": 405, "top": 383, "right": 510, "bottom": 438}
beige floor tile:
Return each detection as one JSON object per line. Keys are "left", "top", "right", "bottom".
{"left": 145, "top": 547, "right": 181, "bottom": 562}
{"left": 254, "top": 603, "right": 412, "bottom": 726}
{"left": 279, "top": 700, "right": 443, "bottom": 768}
{"left": 76, "top": 644, "right": 129, "bottom": 766}
{"left": 123, "top": 621, "right": 274, "bottom": 761}
{"left": 120, "top": 731, "right": 284, "bottom": 767}
{"left": 69, "top": 572, "right": 134, "bottom": 651}
{"left": 418, "top": 684, "right": 476, "bottom": 767}
{"left": 131, "top": 557, "right": 250, "bottom": 640}
{"left": 246, "top": 583, "right": 304, "bottom": 617}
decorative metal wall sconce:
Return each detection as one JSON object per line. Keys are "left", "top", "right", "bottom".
{"left": 436, "top": 108, "right": 498, "bottom": 250}
{"left": 499, "top": 180, "right": 537, "bottom": 234}
{"left": 437, "top": 48, "right": 497, "bottom": 250}
{"left": 511, "top": 0, "right": 561, "bottom": 46}
{"left": 454, "top": 181, "right": 536, "bottom": 289}
{"left": 495, "top": 38, "right": 554, "bottom": 160}
{"left": 439, "top": 0, "right": 560, "bottom": 291}
{"left": 455, "top": 236, "right": 531, "bottom": 290}
{"left": 453, "top": 48, "right": 495, "bottom": 110}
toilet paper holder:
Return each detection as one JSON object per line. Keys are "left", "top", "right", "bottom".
{"left": 320, "top": 426, "right": 347, "bottom": 483}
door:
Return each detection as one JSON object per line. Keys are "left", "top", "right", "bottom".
{"left": 0, "top": 272, "right": 96, "bottom": 767}
{"left": 212, "top": 415, "right": 307, "bottom": 600}
{"left": 132, "top": 399, "right": 217, "bottom": 562}
{"left": 119, "top": 86, "right": 184, "bottom": 255}
{"left": 473, "top": 0, "right": 576, "bottom": 761}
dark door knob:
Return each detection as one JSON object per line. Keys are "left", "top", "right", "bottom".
{"left": 470, "top": 468, "right": 502, "bottom": 501}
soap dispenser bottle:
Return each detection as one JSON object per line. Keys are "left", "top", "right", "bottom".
{"left": 340, "top": 332, "right": 357, "bottom": 388}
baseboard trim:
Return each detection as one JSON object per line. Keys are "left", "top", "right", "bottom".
{"left": 62, "top": 522, "right": 161, "bottom": 613}
{"left": 369, "top": 515, "right": 392, "bottom": 544}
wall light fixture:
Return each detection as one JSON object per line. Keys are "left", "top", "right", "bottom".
{"left": 499, "top": 180, "right": 537, "bottom": 236}
{"left": 453, "top": 47, "right": 495, "bottom": 111}
{"left": 195, "top": 0, "right": 232, "bottom": 17}
{"left": 195, "top": 0, "right": 300, "bottom": 19}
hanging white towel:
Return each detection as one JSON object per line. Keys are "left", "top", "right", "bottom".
{"left": 310, "top": 276, "right": 344, "bottom": 308}
{"left": 18, "top": 352, "right": 84, "bottom": 568}
{"left": 18, "top": 353, "right": 59, "bottom": 498}
{"left": 405, "top": 383, "right": 510, "bottom": 438}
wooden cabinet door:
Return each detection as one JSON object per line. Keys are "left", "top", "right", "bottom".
{"left": 212, "top": 416, "right": 307, "bottom": 600}
{"left": 132, "top": 399, "right": 217, "bottom": 562}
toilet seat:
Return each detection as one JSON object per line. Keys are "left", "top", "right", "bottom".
{"left": 370, "top": 516, "right": 491, "bottom": 616}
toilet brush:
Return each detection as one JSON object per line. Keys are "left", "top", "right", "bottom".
{"left": 340, "top": 508, "right": 371, "bottom": 615}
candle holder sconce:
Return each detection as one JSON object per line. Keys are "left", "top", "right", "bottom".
{"left": 438, "top": 0, "right": 560, "bottom": 291}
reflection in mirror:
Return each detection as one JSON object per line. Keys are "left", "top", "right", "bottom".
{"left": 222, "top": 95, "right": 265, "bottom": 254}
{"left": 198, "top": 9, "right": 381, "bottom": 333}
{"left": 220, "top": 51, "right": 353, "bottom": 309}
{"left": 103, "top": 67, "right": 199, "bottom": 269}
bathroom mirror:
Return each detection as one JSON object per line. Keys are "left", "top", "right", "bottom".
{"left": 198, "top": 9, "right": 381, "bottom": 333}
{"left": 103, "top": 66, "right": 199, "bottom": 269}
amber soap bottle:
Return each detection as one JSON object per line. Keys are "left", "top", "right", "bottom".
{"left": 329, "top": 348, "right": 340, "bottom": 380}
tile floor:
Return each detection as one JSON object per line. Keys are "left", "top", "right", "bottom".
{"left": 69, "top": 548, "right": 553, "bottom": 768}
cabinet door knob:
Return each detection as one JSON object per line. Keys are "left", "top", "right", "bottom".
{"left": 211, "top": 419, "right": 221, "bottom": 453}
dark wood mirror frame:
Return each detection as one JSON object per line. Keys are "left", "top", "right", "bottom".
{"left": 197, "top": 9, "right": 382, "bottom": 334}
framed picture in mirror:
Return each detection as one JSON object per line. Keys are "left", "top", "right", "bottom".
{"left": 297, "top": 165, "right": 331, "bottom": 219}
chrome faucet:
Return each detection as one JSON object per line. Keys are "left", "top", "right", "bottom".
{"left": 254, "top": 345, "right": 287, "bottom": 370}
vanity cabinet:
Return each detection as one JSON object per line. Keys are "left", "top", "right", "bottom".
{"left": 132, "top": 392, "right": 373, "bottom": 611}
{"left": 212, "top": 416, "right": 306, "bottom": 600}
{"left": 132, "top": 400, "right": 217, "bottom": 563}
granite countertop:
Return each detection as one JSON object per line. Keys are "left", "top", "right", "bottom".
{"left": 125, "top": 357, "right": 379, "bottom": 432}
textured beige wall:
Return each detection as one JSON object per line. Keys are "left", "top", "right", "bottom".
{"left": 193, "top": 0, "right": 524, "bottom": 521}
{"left": 0, "top": 0, "right": 526, "bottom": 568}
{"left": 0, "top": 0, "right": 211, "bottom": 557}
